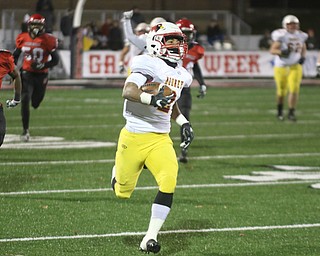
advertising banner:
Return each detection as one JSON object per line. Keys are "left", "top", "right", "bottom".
{"left": 58, "top": 50, "right": 318, "bottom": 79}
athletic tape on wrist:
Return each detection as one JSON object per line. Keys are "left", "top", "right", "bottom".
{"left": 140, "top": 92, "right": 152, "bottom": 105}
{"left": 175, "top": 114, "right": 189, "bottom": 126}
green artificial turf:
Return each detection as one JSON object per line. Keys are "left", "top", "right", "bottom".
{"left": 0, "top": 84, "right": 319, "bottom": 255}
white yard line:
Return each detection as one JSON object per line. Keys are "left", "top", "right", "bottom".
{"left": 5, "top": 120, "right": 320, "bottom": 131}
{"left": 1, "top": 223, "right": 319, "bottom": 243}
{"left": 0, "top": 180, "right": 319, "bottom": 196}
{"left": 1, "top": 152, "right": 320, "bottom": 166}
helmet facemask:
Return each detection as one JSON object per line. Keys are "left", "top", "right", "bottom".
{"left": 28, "top": 14, "right": 45, "bottom": 38}
{"left": 181, "top": 29, "right": 194, "bottom": 42}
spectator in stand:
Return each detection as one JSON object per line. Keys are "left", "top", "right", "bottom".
{"left": 82, "top": 21, "right": 102, "bottom": 50}
{"left": 259, "top": 29, "right": 272, "bottom": 50}
{"left": 206, "top": 19, "right": 224, "bottom": 49}
{"left": 36, "top": 0, "right": 55, "bottom": 33}
{"left": 305, "top": 28, "right": 319, "bottom": 50}
{"left": 60, "top": 9, "right": 74, "bottom": 49}
{"left": 108, "top": 20, "right": 124, "bottom": 50}
{"left": 98, "top": 17, "right": 113, "bottom": 49}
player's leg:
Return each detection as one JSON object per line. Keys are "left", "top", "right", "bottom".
{"left": 287, "top": 64, "right": 302, "bottom": 121}
{"left": 112, "top": 128, "right": 144, "bottom": 199}
{"left": 177, "top": 88, "right": 192, "bottom": 162}
{"left": 0, "top": 103, "right": 6, "bottom": 147}
{"left": 31, "top": 73, "right": 48, "bottom": 109}
{"left": 274, "top": 66, "right": 289, "bottom": 120}
{"left": 140, "top": 134, "right": 178, "bottom": 253}
{"left": 20, "top": 71, "right": 33, "bottom": 141}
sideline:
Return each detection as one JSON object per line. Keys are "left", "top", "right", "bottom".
{"left": 0, "top": 180, "right": 319, "bottom": 196}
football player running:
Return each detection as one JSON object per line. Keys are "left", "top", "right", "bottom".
{"left": 121, "top": 11, "right": 205, "bottom": 164}
{"left": 176, "top": 18, "right": 207, "bottom": 163}
{"left": 0, "top": 49, "right": 22, "bottom": 147}
{"left": 13, "top": 14, "right": 59, "bottom": 141}
{"left": 270, "top": 14, "right": 307, "bottom": 121}
{"left": 111, "top": 22, "right": 194, "bottom": 254}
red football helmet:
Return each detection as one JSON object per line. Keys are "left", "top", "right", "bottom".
{"left": 176, "top": 18, "right": 196, "bottom": 42}
{"left": 28, "top": 14, "right": 46, "bottom": 37}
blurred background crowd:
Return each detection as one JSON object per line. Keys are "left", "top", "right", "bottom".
{"left": 1, "top": 0, "right": 319, "bottom": 52}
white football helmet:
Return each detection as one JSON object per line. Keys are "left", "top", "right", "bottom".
{"left": 150, "top": 17, "right": 166, "bottom": 27}
{"left": 282, "top": 15, "right": 299, "bottom": 29}
{"left": 134, "top": 22, "right": 150, "bottom": 33}
{"left": 146, "top": 22, "right": 187, "bottom": 63}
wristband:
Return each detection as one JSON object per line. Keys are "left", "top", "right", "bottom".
{"left": 175, "top": 114, "right": 189, "bottom": 126}
{"left": 140, "top": 92, "right": 152, "bottom": 105}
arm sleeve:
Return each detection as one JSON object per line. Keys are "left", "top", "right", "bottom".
{"left": 12, "top": 48, "right": 22, "bottom": 65}
{"left": 121, "top": 18, "right": 146, "bottom": 51}
{"left": 192, "top": 62, "right": 205, "bottom": 85}
{"left": 44, "top": 50, "right": 60, "bottom": 68}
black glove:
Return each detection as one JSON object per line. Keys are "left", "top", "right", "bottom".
{"left": 197, "top": 85, "right": 207, "bottom": 99}
{"left": 119, "top": 64, "right": 125, "bottom": 74}
{"left": 31, "top": 62, "right": 45, "bottom": 70}
{"left": 119, "top": 61, "right": 125, "bottom": 74}
{"left": 150, "top": 86, "right": 174, "bottom": 108}
{"left": 180, "top": 123, "right": 194, "bottom": 150}
{"left": 280, "top": 49, "right": 290, "bottom": 58}
{"left": 298, "top": 57, "right": 305, "bottom": 65}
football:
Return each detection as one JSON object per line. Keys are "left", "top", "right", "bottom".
{"left": 140, "top": 82, "right": 173, "bottom": 96}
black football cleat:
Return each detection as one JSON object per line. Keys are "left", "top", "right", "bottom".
{"left": 139, "top": 239, "right": 161, "bottom": 254}
{"left": 20, "top": 129, "right": 30, "bottom": 142}
{"left": 179, "top": 148, "right": 188, "bottom": 163}
{"left": 288, "top": 113, "right": 297, "bottom": 122}
{"left": 277, "top": 114, "right": 284, "bottom": 121}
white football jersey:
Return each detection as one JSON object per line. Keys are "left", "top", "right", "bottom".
{"left": 123, "top": 54, "right": 193, "bottom": 133}
{"left": 121, "top": 18, "right": 146, "bottom": 52}
{"left": 271, "top": 28, "right": 308, "bottom": 66}
{"left": 129, "top": 34, "right": 148, "bottom": 59}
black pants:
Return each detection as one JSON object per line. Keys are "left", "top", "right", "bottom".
{"left": 0, "top": 104, "right": 6, "bottom": 146}
{"left": 20, "top": 71, "right": 48, "bottom": 130}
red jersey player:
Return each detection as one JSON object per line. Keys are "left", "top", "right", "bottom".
{"left": 176, "top": 18, "right": 207, "bottom": 163}
{"left": 0, "top": 49, "right": 22, "bottom": 147}
{"left": 13, "top": 14, "right": 59, "bottom": 142}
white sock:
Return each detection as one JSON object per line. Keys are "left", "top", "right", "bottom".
{"left": 145, "top": 203, "right": 171, "bottom": 241}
